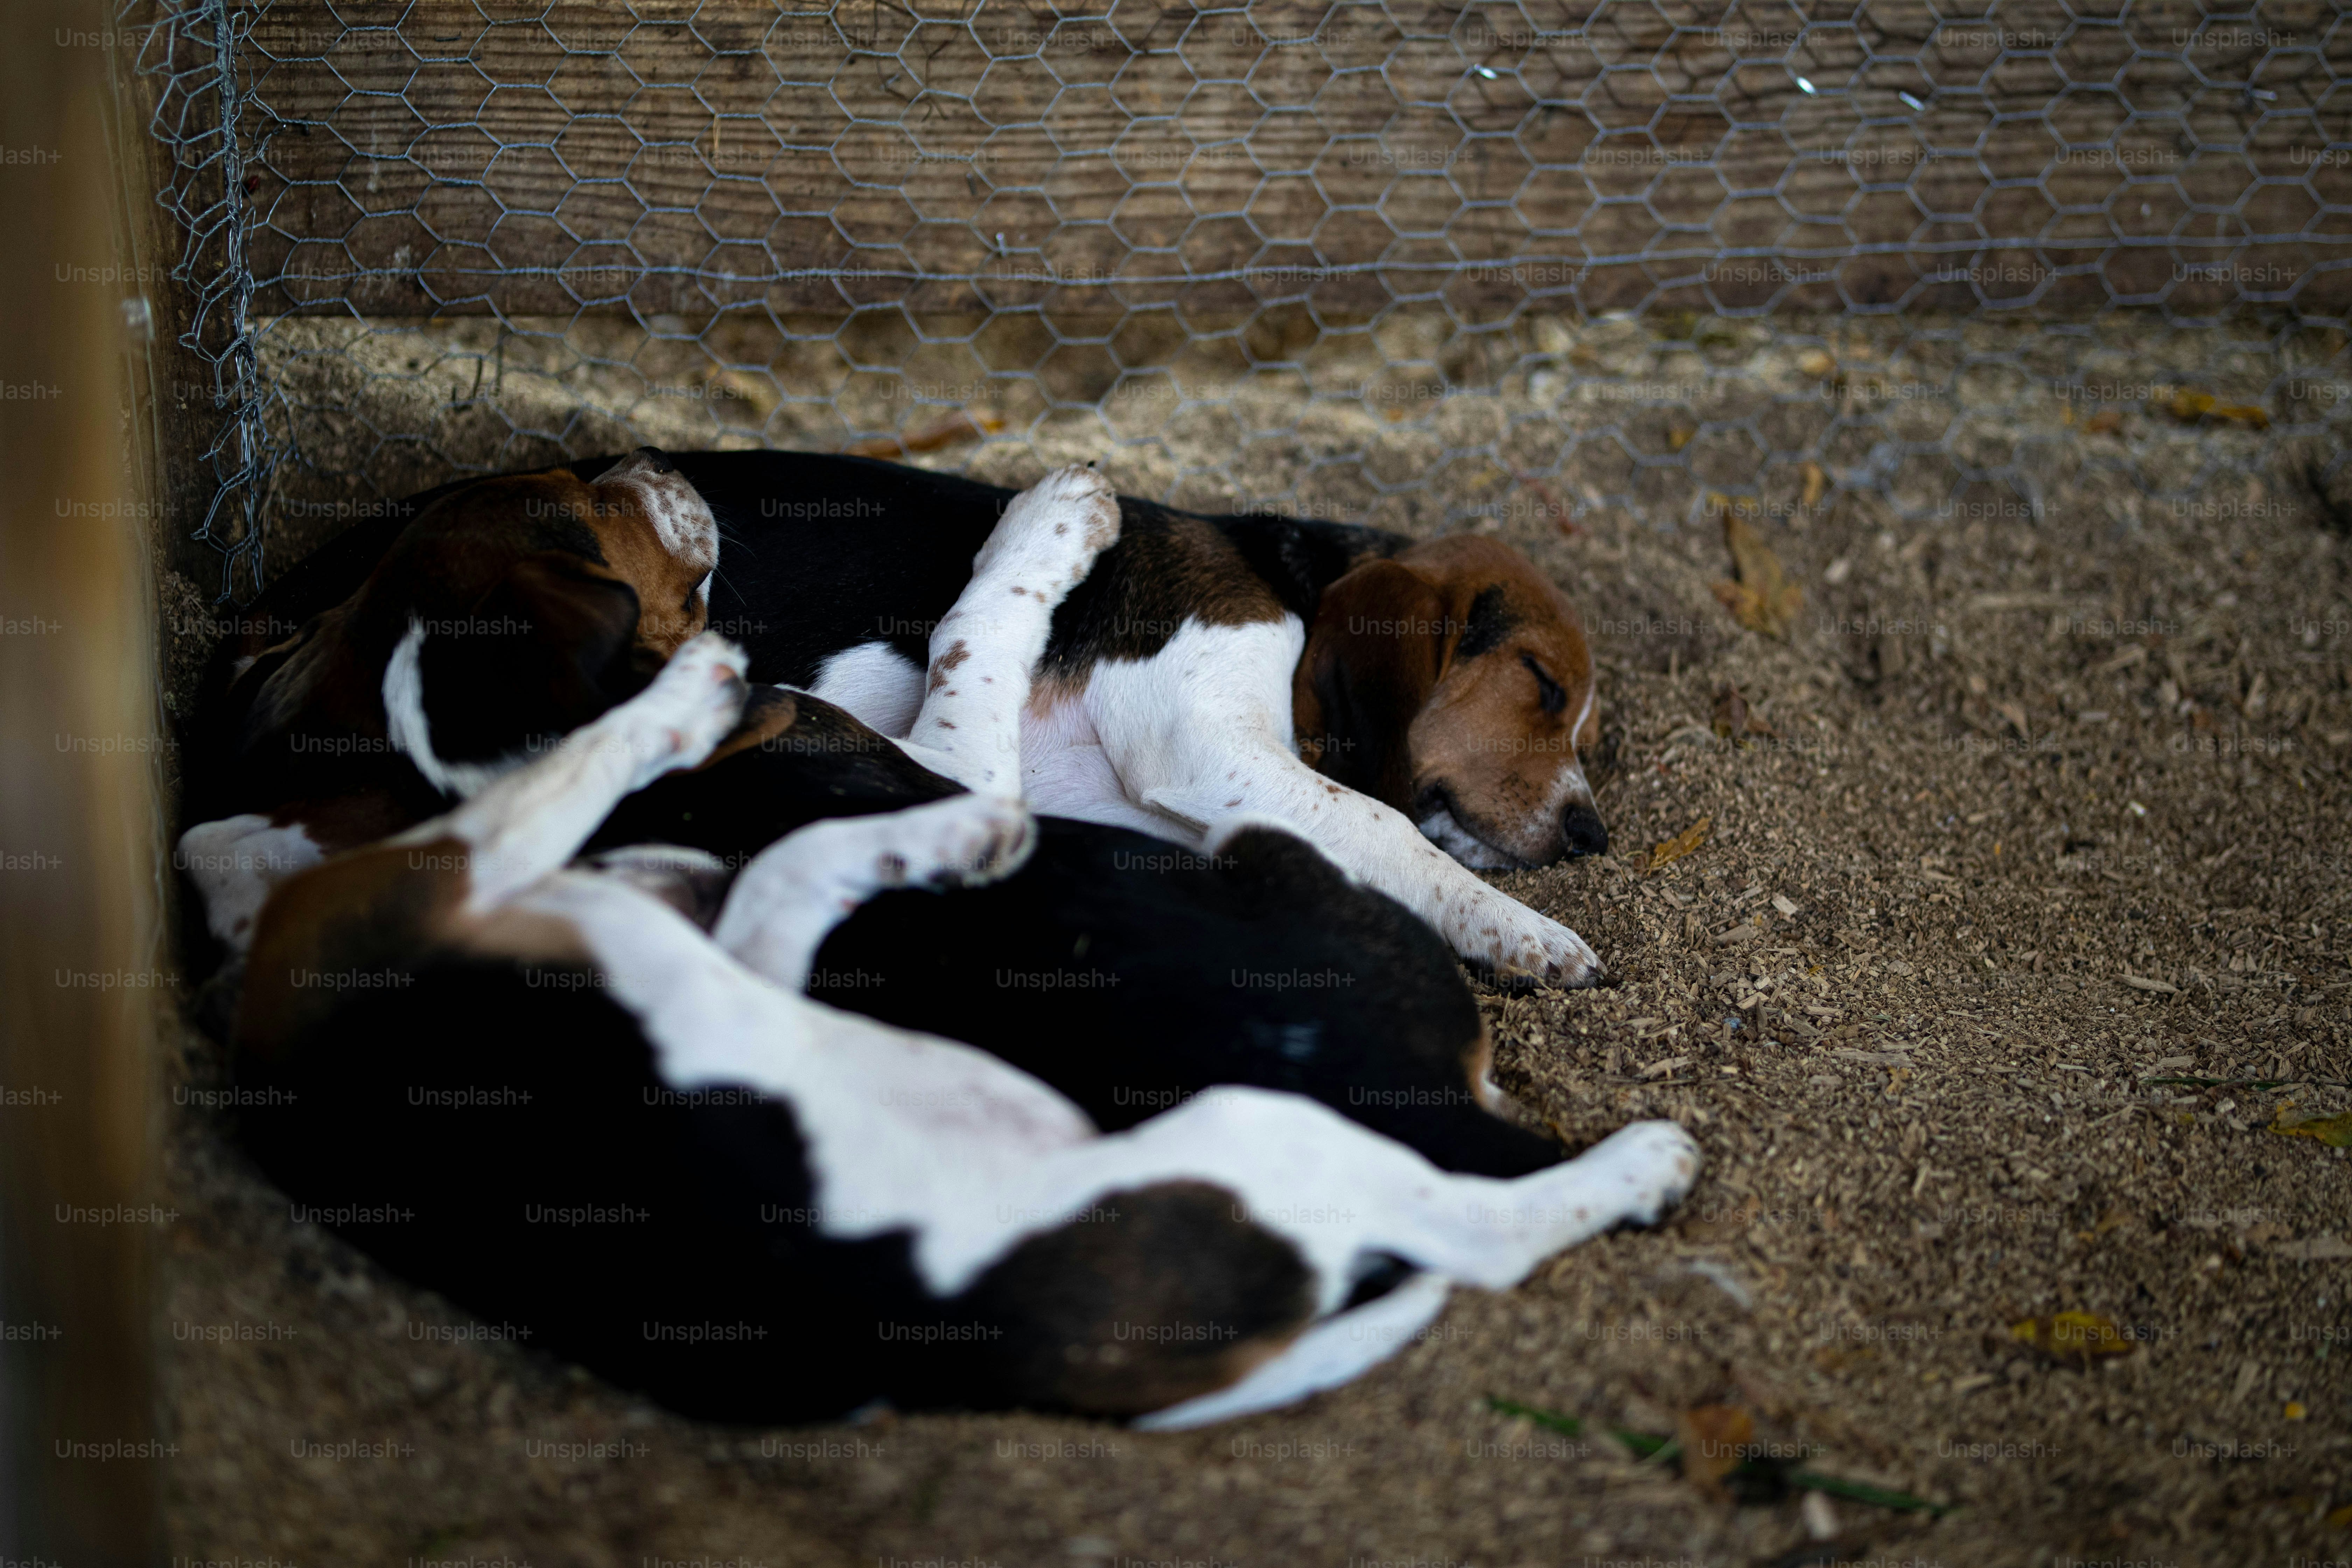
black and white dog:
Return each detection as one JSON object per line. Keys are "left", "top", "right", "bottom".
{"left": 217, "top": 465, "right": 1699, "bottom": 1426}
{"left": 181, "top": 449, "right": 1624, "bottom": 1170}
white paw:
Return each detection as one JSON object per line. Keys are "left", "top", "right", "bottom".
{"left": 1584, "top": 1119, "right": 1702, "bottom": 1227}
{"left": 873, "top": 793, "right": 1037, "bottom": 890}
{"left": 1484, "top": 905, "right": 1604, "bottom": 989}
{"left": 620, "top": 631, "right": 747, "bottom": 785}
{"left": 969, "top": 464, "right": 1121, "bottom": 600}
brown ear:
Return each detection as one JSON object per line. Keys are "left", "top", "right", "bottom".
{"left": 412, "top": 551, "right": 652, "bottom": 768}
{"left": 1293, "top": 559, "right": 1446, "bottom": 808}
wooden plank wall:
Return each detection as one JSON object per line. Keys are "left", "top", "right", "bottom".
{"left": 0, "top": 0, "right": 166, "bottom": 1561}
{"left": 237, "top": 0, "right": 2352, "bottom": 321}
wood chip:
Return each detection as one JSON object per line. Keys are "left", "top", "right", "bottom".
{"left": 2278, "top": 1237, "right": 2352, "bottom": 1261}
{"left": 2119, "top": 972, "right": 2180, "bottom": 994}
{"left": 1639, "top": 1056, "right": 1693, "bottom": 1079}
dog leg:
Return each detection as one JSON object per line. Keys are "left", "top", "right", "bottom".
{"left": 712, "top": 794, "right": 1036, "bottom": 988}
{"left": 397, "top": 632, "right": 748, "bottom": 911}
{"left": 1082, "top": 620, "right": 1604, "bottom": 986}
{"left": 175, "top": 814, "right": 328, "bottom": 953}
{"left": 891, "top": 465, "right": 1119, "bottom": 794}
{"left": 922, "top": 1090, "right": 1696, "bottom": 1305}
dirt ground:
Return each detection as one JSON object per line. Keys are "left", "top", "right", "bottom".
{"left": 158, "top": 310, "right": 2352, "bottom": 1568}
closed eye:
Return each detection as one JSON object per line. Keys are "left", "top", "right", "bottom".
{"left": 1522, "top": 653, "right": 1567, "bottom": 716}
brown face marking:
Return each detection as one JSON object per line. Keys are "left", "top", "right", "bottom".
{"left": 1296, "top": 535, "right": 1599, "bottom": 868}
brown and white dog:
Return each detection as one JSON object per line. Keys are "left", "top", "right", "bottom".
{"left": 632, "top": 450, "right": 1616, "bottom": 986}
{"left": 213, "top": 466, "right": 1699, "bottom": 1427}
{"left": 177, "top": 453, "right": 1580, "bottom": 1176}
{"left": 177, "top": 448, "right": 724, "bottom": 946}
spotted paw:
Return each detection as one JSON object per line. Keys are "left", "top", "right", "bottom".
{"left": 969, "top": 464, "right": 1121, "bottom": 603}
{"left": 621, "top": 631, "right": 747, "bottom": 786}
{"left": 878, "top": 793, "right": 1038, "bottom": 890}
{"left": 1583, "top": 1119, "right": 1702, "bottom": 1228}
{"left": 1481, "top": 906, "right": 1604, "bottom": 990}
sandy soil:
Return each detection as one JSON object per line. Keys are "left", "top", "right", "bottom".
{"left": 159, "top": 308, "right": 2352, "bottom": 1568}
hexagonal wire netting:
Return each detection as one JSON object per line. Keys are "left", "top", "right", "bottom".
{"left": 128, "top": 0, "right": 2351, "bottom": 603}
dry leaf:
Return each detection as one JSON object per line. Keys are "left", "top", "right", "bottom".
{"left": 1668, "top": 423, "right": 1697, "bottom": 452}
{"left": 842, "top": 410, "right": 1003, "bottom": 460}
{"left": 1710, "top": 513, "right": 1803, "bottom": 639}
{"left": 1801, "top": 462, "right": 1827, "bottom": 508}
{"left": 2009, "top": 1311, "right": 2134, "bottom": 1365}
{"left": 1797, "top": 349, "right": 1836, "bottom": 378}
{"left": 1712, "top": 685, "right": 1749, "bottom": 739}
{"left": 2270, "top": 1108, "right": 2352, "bottom": 1147}
{"left": 1646, "top": 816, "right": 1712, "bottom": 873}
{"left": 1675, "top": 1404, "right": 1753, "bottom": 1498}
{"left": 2083, "top": 408, "right": 2123, "bottom": 436}
{"left": 2165, "top": 387, "right": 2268, "bottom": 428}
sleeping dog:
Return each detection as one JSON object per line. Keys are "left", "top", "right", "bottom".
{"left": 652, "top": 451, "right": 1613, "bottom": 988}
{"left": 207, "top": 450, "right": 1615, "bottom": 987}
{"left": 181, "top": 457, "right": 1561, "bottom": 1173}
{"left": 222, "top": 467, "right": 1700, "bottom": 1426}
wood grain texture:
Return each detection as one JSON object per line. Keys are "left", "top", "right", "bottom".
{"left": 1, "top": 2, "right": 164, "bottom": 1561}
{"left": 239, "top": 0, "right": 2352, "bottom": 317}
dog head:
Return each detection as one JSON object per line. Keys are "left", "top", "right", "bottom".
{"left": 1294, "top": 535, "right": 1604, "bottom": 870}
{"left": 230, "top": 447, "right": 721, "bottom": 794}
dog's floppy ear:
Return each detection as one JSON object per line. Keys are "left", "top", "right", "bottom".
{"left": 414, "top": 551, "right": 656, "bottom": 766}
{"left": 1294, "top": 559, "right": 1446, "bottom": 807}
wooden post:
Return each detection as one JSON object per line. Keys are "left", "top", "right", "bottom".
{"left": 0, "top": 0, "right": 168, "bottom": 1562}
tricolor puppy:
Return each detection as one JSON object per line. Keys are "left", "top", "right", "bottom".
{"left": 181, "top": 462, "right": 1564, "bottom": 1174}
{"left": 626, "top": 451, "right": 1612, "bottom": 986}
{"left": 228, "top": 479, "right": 1697, "bottom": 1425}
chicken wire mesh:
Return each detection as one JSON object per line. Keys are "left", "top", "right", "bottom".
{"left": 126, "top": 0, "right": 2352, "bottom": 605}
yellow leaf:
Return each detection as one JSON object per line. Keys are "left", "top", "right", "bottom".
{"left": 1711, "top": 513, "right": 1802, "bottom": 639}
{"left": 2270, "top": 1108, "right": 2352, "bottom": 1147}
{"left": 2009, "top": 1311, "right": 2134, "bottom": 1365}
{"left": 1797, "top": 349, "right": 1836, "bottom": 378}
{"left": 1801, "top": 462, "right": 1826, "bottom": 509}
{"left": 2169, "top": 388, "right": 2216, "bottom": 422}
{"left": 2328, "top": 1503, "right": 2352, "bottom": 1529}
{"left": 1668, "top": 423, "right": 1696, "bottom": 452}
{"left": 1675, "top": 1404, "right": 1753, "bottom": 1498}
{"left": 2287, "top": 1401, "right": 2308, "bottom": 1421}
{"left": 1646, "top": 816, "right": 1712, "bottom": 873}
{"left": 2166, "top": 387, "right": 2267, "bottom": 429}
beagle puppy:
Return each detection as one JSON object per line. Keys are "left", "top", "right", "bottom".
{"left": 614, "top": 451, "right": 1612, "bottom": 987}
{"left": 180, "top": 459, "right": 1564, "bottom": 1175}
{"left": 221, "top": 470, "right": 1701, "bottom": 1426}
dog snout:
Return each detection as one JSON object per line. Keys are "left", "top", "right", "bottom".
{"left": 598, "top": 446, "right": 677, "bottom": 481}
{"left": 1560, "top": 803, "right": 1608, "bottom": 859}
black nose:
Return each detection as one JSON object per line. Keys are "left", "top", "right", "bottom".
{"left": 1560, "top": 803, "right": 1608, "bottom": 859}
{"left": 627, "top": 444, "right": 676, "bottom": 475}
